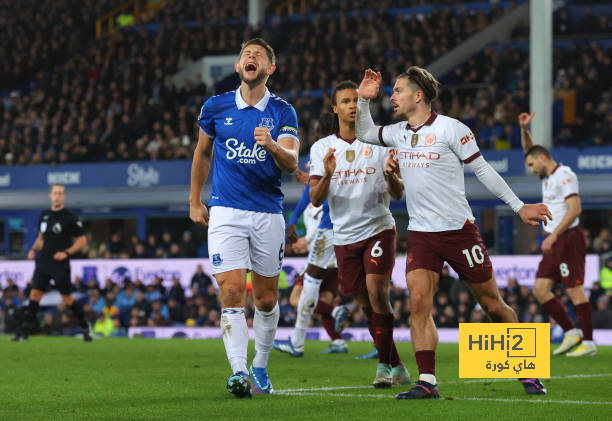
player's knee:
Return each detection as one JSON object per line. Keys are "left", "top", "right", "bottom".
{"left": 481, "top": 297, "right": 505, "bottom": 317}
{"left": 565, "top": 286, "right": 587, "bottom": 304}
{"left": 409, "top": 291, "right": 430, "bottom": 315}
{"left": 256, "top": 295, "right": 277, "bottom": 312}
{"left": 220, "top": 284, "right": 245, "bottom": 306}
{"left": 532, "top": 284, "right": 547, "bottom": 301}
{"left": 368, "top": 290, "right": 389, "bottom": 311}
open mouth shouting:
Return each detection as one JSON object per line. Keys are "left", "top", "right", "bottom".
{"left": 244, "top": 62, "right": 258, "bottom": 77}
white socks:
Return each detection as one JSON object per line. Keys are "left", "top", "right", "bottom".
{"left": 419, "top": 374, "right": 437, "bottom": 385}
{"left": 252, "top": 302, "right": 280, "bottom": 368}
{"left": 292, "top": 273, "right": 322, "bottom": 349}
{"left": 221, "top": 307, "right": 248, "bottom": 374}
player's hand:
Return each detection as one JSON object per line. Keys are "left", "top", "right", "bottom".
{"left": 53, "top": 251, "right": 68, "bottom": 261}
{"left": 323, "top": 148, "right": 336, "bottom": 176}
{"left": 295, "top": 168, "right": 309, "bottom": 186}
{"left": 358, "top": 69, "right": 382, "bottom": 100}
{"left": 190, "top": 202, "right": 209, "bottom": 227}
{"left": 384, "top": 149, "right": 400, "bottom": 177}
{"left": 518, "top": 203, "right": 552, "bottom": 227}
{"left": 518, "top": 111, "right": 535, "bottom": 129}
{"left": 254, "top": 127, "right": 276, "bottom": 152}
{"left": 27, "top": 249, "right": 36, "bottom": 260}
{"left": 287, "top": 224, "right": 298, "bottom": 244}
{"left": 541, "top": 232, "right": 557, "bottom": 254}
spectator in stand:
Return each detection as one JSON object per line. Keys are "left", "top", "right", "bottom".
{"left": 146, "top": 234, "right": 158, "bottom": 257}
{"left": 132, "top": 243, "right": 149, "bottom": 258}
{"left": 89, "top": 289, "right": 106, "bottom": 315}
{"left": 191, "top": 264, "right": 213, "bottom": 292}
{"left": 133, "top": 290, "right": 152, "bottom": 320}
{"left": 592, "top": 295, "right": 612, "bottom": 329}
{"left": 102, "top": 292, "right": 119, "bottom": 318}
{"left": 152, "top": 276, "right": 166, "bottom": 295}
{"left": 168, "top": 243, "right": 183, "bottom": 258}
{"left": 159, "top": 232, "right": 173, "bottom": 254}
{"left": 129, "top": 307, "right": 146, "bottom": 327}
{"left": 168, "top": 277, "right": 185, "bottom": 304}
{"left": 592, "top": 228, "right": 611, "bottom": 254}
{"left": 180, "top": 231, "right": 197, "bottom": 258}
{"left": 144, "top": 284, "right": 162, "bottom": 303}
{"left": 168, "top": 298, "right": 186, "bottom": 324}
{"left": 107, "top": 231, "right": 126, "bottom": 256}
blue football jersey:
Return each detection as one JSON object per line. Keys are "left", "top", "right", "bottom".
{"left": 198, "top": 88, "right": 300, "bottom": 214}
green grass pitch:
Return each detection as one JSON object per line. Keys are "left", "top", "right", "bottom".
{"left": 2, "top": 336, "right": 611, "bottom": 420}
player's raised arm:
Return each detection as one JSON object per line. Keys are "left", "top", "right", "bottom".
{"left": 190, "top": 128, "right": 213, "bottom": 226}
{"left": 309, "top": 148, "right": 335, "bottom": 207}
{"left": 356, "top": 69, "right": 385, "bottom": 146}
{"left": 518, "top": 111, "right": 536, "bottom": 154}
{"left": 384, "top": 150, "right": 404, "bottom": 200}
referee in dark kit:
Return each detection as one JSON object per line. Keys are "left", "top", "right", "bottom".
{"left": 12, "top": 183, "right": 92, "bottom": 342}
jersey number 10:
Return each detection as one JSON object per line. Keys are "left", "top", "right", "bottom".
{"left": 462, "top": 245, "right": 484, "bottom": 268}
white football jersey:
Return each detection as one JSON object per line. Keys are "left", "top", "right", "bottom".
{"left": 541, "top": 164, "right": 579, "bottom": 234}
{"left": 378, "top": 112, "right": 479, "bottom": 232}
{"left": 309, "top": 134, "right": 395, "bottom": 245}
{"left": 303, "top": 203, "right": 323, "bottom": 244}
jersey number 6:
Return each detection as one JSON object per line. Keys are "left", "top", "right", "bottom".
{"left": 371, "top": 241, "right": 383, "bottom": 258}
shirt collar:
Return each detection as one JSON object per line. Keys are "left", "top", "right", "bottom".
{"left": 235, "top": 87, "right": 271, "bottom": 111}
{"left": 406, "top": 111, "right": 438, "bottom": 133}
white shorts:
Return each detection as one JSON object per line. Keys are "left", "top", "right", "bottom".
{"left": 307, "top": 228, "right": 337, "bottom": 269}
{"left": 208, "top": 206, "right": 285, "bottom": 277}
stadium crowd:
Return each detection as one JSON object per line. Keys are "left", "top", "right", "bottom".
{"left": 56, "top": 217, "right": 612, "bottom": 260}
{"left": 0, "top": 0, "right": 516, "bottom": 166}
{"left": 442, "top": 40, "right": 612, "bottom": 149}
{"left": 2, "top": 1, "right": 611, "bottom": 165}
{"left": 1, "top": 262, "right": 612, "bottom": 338}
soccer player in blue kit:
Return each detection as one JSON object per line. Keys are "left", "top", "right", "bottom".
{"left": 190, "top": 38, "right": 300, "bottom": 398}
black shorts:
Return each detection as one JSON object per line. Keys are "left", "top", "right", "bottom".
{"left": 32, "top": 259, "right": 73, "bottom": 295}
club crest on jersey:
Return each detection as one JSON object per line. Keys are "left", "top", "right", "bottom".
{"left": 345, "top": 150, "right": 355, "bottom": 162}
{"left": 425, "top": 133, "right": 436, "bottom": 146}
{"left": 362, "top": 146, "right": 372, "bottom": 159}
{"left": 411, "top": 134, "right": 419, "bottom": 148}
{"left": 259, "top": 118, "right": 274, "bottom": 130}
{"left": 212, "top": 253, "right": 223, "bottom": 267}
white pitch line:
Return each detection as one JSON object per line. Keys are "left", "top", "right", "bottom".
{"left": 278, "top": 385, "right": 372, "bottom": 393}
{"left": 452, "top": 372, "right": 612, "bottom": 385}
{"left": 275, "top": 392, "right": 612, "bottom": 406}
{"left": 276, "top": 392, "right": 388, "bottom": 399}
{"left": 276, "top": 373, "right": 612, "bottom": 393}
{"left": 455, "top": 397, "right": 612, "bottom": 406}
